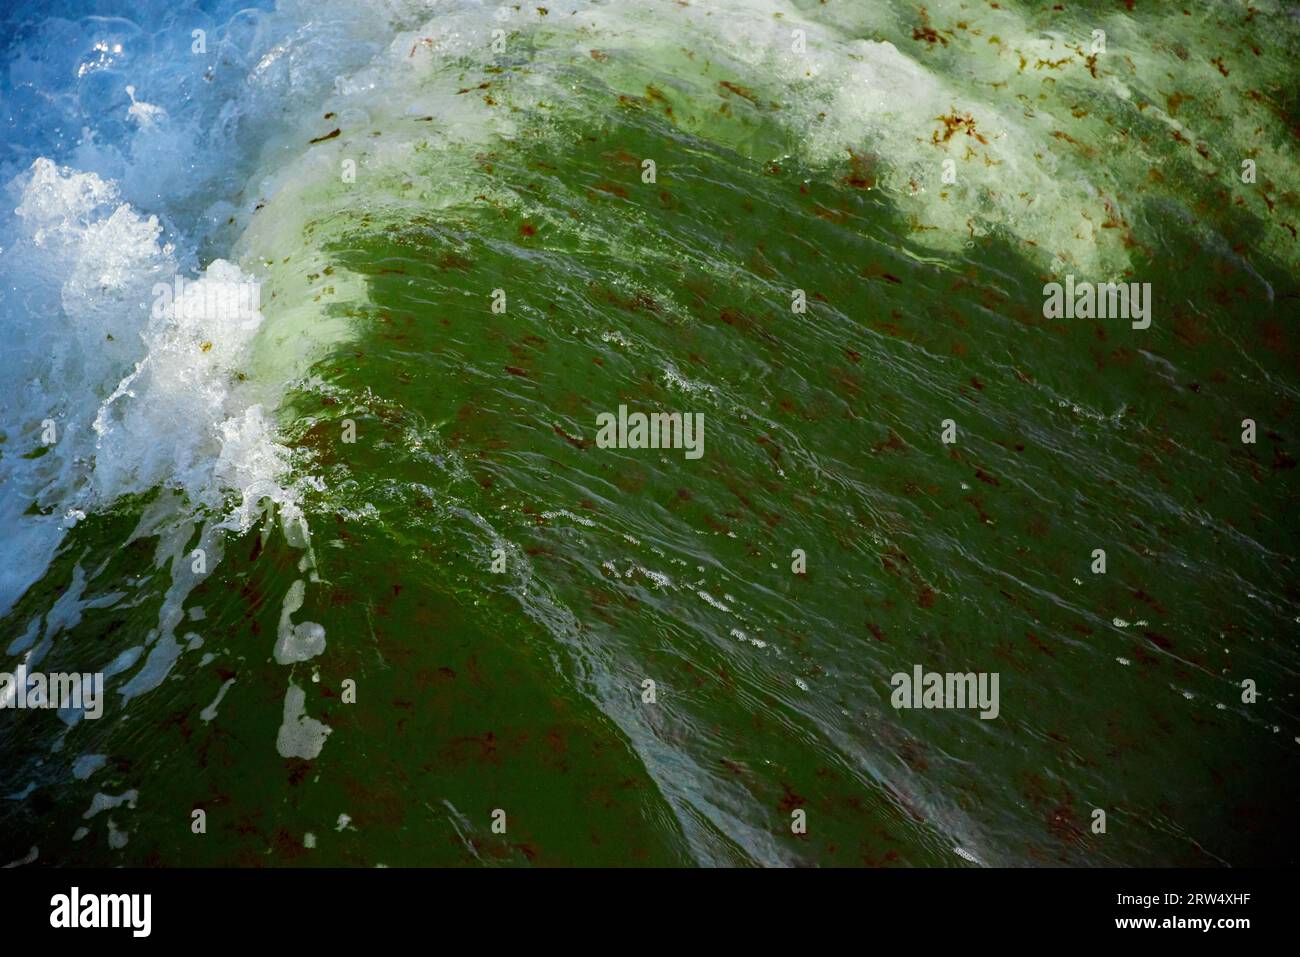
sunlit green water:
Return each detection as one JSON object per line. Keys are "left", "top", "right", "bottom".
{"left": 2, "top": 0, "right": 1299, "bottom": 867}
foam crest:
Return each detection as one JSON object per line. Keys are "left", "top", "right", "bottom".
{"left": 0, "top": 158, "right": 296, "bottom": 620}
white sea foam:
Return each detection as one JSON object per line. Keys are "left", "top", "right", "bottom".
{"left": 82, "top": 788, "right": 138, "bottom": 819}
{"left": 0, "top": 158, "right": 300, "bottom": 623}
{"left": 71, "top": 753, "right": 108, "bottom": 780}
{"left": 276, "top": 681, "right": 332, "bottom": 759}
{"left": 199, "top": 678, "right": 236, "bottom": 723}
{"left": 275, "top": 579, "right": 327, "bottom": 665}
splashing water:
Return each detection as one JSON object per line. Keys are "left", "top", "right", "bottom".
{"left": 1, "top": 0, "right": 1298, "bottom": 867}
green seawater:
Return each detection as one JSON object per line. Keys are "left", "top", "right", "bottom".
{"left": 2, "top": 0, "right": 1299, "bottom": 867}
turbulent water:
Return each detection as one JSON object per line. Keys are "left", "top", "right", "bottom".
{"left": 1, "top": 0, "right": 1298, "bottom": 867}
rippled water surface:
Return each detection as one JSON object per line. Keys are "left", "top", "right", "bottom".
{"left": 1, "top": 0, "right": 1298, "bottom": 866}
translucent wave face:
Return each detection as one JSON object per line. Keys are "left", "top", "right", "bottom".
{"left": 4, "top": 1, "right": 1297, "bottom": 610}
{"left": 0, "top": 0, "right": 1297, "bottom": 864}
